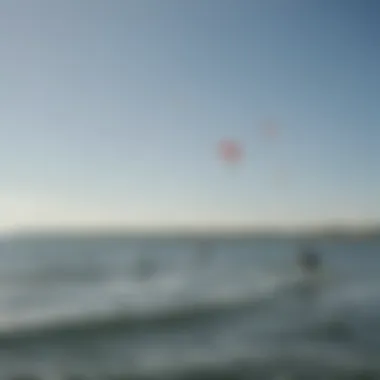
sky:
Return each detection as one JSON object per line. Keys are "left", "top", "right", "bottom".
{"left": 0, "top": 0, "right": 379, "bottom": 231}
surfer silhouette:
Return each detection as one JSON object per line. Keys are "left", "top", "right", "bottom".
{"left": 295, "top": 247, "right": 323, "bottom": 297}
{"left": 297, "top": 247, "right": 322, "bottom": 276}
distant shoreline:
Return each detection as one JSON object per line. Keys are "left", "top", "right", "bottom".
{"left": 5, "top": 225, "right": 380, "bottom": 240}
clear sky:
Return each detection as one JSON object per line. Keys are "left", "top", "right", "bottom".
{"left": 0, "top": 0, "right": 379, "bottom": 231}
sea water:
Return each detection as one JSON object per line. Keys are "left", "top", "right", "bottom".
{"left": 0, "top": 233, "right": 379, "bottom": 380}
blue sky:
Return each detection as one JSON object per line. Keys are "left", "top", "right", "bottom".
{"left": 0, "top": 0, "right": 379, "bottom": 230}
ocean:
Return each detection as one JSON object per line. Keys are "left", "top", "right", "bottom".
{"left": 0, "top": 234, "right": 379, "bottom": 380}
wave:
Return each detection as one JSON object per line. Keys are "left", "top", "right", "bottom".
{"left": 0, "top": 279, "right": 299, "bottom": 345}
{"left": 1, "top": 274, "right": 370, "bottom": 347}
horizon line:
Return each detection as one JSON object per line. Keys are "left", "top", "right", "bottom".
{"left": 4, "top": 222, "right": 380, "bottom": 237}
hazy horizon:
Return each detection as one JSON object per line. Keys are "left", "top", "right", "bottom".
{"left": 6, "top": 220, "right": 380, "bottom": 238}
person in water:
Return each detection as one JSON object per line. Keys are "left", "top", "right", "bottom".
{"left": 295, "top": 247, "right": 323, "bottom": 297}
{"left": 297, "top": 247, "right": 322, "bottom": 275}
